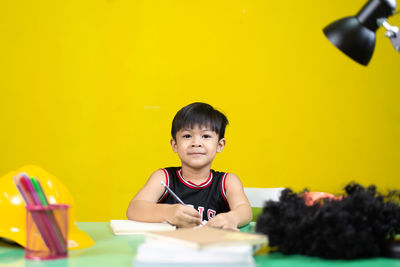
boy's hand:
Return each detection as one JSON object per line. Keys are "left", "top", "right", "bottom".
{"left": 206, "top": 213, "right": 240, "bottom": 231}
{"left": 166, "top": 204, "right": 202, "bottom": 228}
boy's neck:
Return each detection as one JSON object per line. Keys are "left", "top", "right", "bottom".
{"left": 180, "top": 165, "right": 212, "bottom": 184}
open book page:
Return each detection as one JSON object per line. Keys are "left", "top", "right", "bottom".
{"left": 109, "top": 220, "right": 176, "bottom": 235}
{"left": 145, "top": 226, "right": 268, "bottom": 249}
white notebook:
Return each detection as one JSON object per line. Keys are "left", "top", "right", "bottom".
{"left": 109, "top": 220, "right": 176, "bottom": 235}
{"left": 135, "top": 238, "right": 254, "bottom": 265}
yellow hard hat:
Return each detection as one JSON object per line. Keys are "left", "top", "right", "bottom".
{"left": 0, "top": 165, "right": 94, "bottom": 250}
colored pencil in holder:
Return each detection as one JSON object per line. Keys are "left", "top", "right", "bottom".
{"left": 13, "top": 174, "right": 67, "bottom": 255}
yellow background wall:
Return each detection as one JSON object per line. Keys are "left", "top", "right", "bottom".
{"left": 1, "top": 0, "right": 400, "bottom": 221}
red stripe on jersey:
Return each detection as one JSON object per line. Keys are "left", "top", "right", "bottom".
{"left": 158, "top": 168, "right": 170, "bottom": 202}
{"left": 176, "top": 169, "right": 213, "bottom": 189}
{"left": 220, "top": 173, "right": 230, "bottom": 208}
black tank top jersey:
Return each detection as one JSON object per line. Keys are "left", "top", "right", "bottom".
{"left": 158, "top": 167, "right": 230, "bottom": 222}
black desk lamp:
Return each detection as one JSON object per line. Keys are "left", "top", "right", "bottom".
{"left": 323, "top": 0, "right": 399, "bottom": 66}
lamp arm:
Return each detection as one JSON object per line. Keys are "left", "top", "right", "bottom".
{"left": 378, "top": 18, "right": 400, "bottom": 52}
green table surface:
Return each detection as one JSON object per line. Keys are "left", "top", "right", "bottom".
{"left": 1, "top": 222, "right": 399, "bottom": 267}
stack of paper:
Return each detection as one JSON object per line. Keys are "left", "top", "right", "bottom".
{"left": 109, "top": 220, "right": 176, "bottom": 235}
{"left": 134, "top": 239, "right": 254, "bottom": 266}
{"left": 134, "top": 226, "right": 268, "bottom": 267}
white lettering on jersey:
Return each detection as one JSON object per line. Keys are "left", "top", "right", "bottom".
{"left": 197, "top": 206, "right": 204, "bottom": 220}
{"left": 207, "top": 209, "right": 216, "bottom": 220}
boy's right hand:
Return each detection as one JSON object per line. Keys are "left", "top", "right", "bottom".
{"left": 166, "top": 204, "right": 202, "bottom": 228}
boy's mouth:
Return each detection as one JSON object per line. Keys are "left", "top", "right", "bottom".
{"left": 188, "top": 152, "right": 205, "bottom": 156}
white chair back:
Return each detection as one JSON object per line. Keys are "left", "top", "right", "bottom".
{"left": 244, "top": 187, "right": 285, "bottom": 208}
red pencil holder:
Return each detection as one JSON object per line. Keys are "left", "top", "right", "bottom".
{"left": 25, "top": 204, "right": 69, "bottom": 260}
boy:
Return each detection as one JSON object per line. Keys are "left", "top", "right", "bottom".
{"left": 126, "top": 102, "right": 252, "bottom": 230}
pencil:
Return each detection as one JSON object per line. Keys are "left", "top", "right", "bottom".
{"left": 160, "top": 181, "right": 185, "bottom": 205}
{"left": 160, "top": 181, "right": 206, "bottom": 226}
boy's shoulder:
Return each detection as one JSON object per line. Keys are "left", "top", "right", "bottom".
{"left": 211, "top": 169, "right": 229, "bottom": 176}
{"left": 159, "top": 167, "right": 182, "bottom": 173}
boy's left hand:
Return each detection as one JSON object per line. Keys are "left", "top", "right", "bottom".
{"left": 205, "top": 213, "right": 239, "bottom": 231}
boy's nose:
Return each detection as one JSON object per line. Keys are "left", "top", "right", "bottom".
{"left": 191, "top": 137, "right": 202, "bottom": 147}
{"left": 191, "top": 143, "right": 202, "bottom": 147}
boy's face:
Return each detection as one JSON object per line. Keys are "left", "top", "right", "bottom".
{"left": 170, "top": 124, "right": 225, "bottom": 170}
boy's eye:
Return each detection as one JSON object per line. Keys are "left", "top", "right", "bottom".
{"left": 182, "top": 134, "right": 191, "bottom": 138}
{"left": 203, "top": 134, "right": 211, "bottom": 138}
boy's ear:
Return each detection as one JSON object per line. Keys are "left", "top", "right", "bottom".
{"left": 217, "top": 138, "right": 226, "bottom": 153}
{"left": 170, "top": 138, "right": 178, "bottom": 153}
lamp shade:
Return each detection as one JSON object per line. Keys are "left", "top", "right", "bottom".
{"left": 323, "top": 17, "right": 376, "bottom": 66}
{"left": 323, "top": 0, "right": 396, "bottom": 66}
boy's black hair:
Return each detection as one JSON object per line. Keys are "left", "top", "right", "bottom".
{"left": 171, "top": 102, "right": 229, "bottom": 140}
{"left": 255, "top": 183, "right": 400, "bottom": 259}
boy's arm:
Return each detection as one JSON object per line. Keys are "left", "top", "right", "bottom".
{"left": 206, "top": 173, "right": 252, "bottom": 230}
{"left": 126, "top": 169, "right": 202, "bottom": 228}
